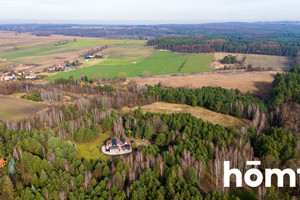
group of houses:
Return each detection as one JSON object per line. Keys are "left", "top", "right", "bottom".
{"left": 103, "top": 138, "right": 132, "bottom": 155}
{"left": 0, "top": 71, "right": 37, "bottom": 81}
{"left": 47, "top": 62, "right": 74, "bottom": 72}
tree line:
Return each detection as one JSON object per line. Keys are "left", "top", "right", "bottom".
{"left": 147, "top": 36, "right": 299, "bottom": 57}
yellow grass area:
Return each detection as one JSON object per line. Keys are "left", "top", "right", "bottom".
{"left": 0, "top": 95, "right": 46, "bottom": 121}
{"left": 9, "top": 93, "right": 26, "bottom": 98}
{"left": 214, "top": 52, "right": 293, "bottom": 69}
{"left": 75, "top": 132, "right": 112, "bottom": 161}
{"left": 122, "top": 102, "right": 250, "bottom": 127}
{"left": 128, "top": 71, "right": 278, "bottom": 99}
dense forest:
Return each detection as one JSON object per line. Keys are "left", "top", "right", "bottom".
{"left": 147, "top": 36, "right": 299, "bottom": 56}
{"left": 269, "top": 66, "right": 300, "bottom": 109}
{"left": 0, "top": 66, "right": 300, "bottom": 199}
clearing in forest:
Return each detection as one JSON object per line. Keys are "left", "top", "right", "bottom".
{"left": 122, "top": 102, "right": 251, "bottom": 127}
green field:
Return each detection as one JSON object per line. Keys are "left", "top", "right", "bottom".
{"left": 0, "top": 39, "right": 145, "bottom": 66}
{"left": 49, "top": 51, "right": 214, "bottom": 80}
{"left": 79, "top": 45, "right": 155, "bottom": 68}
{"left": 181, "top": 54, "right": 214, "bottom": 73}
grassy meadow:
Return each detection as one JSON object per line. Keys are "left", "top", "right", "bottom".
{"left": 49, "top": 51, "right": 214, "bottom": 80}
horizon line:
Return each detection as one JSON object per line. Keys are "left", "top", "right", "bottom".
{"left": 0, "top": 20, "right": 300, "bottom": 26}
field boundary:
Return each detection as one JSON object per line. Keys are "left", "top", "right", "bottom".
{"left": 179, "top": 57, "right": 190, "bottom": 72}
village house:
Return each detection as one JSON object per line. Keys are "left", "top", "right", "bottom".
{"left": 57, "top": 62, "right": 67, "bottom": 70}
{"left": 0, "top": 73, "right": 15, "bottom": 81}
{"left": 48, "top": 66, "right": 56, "bottom": 71}
{"left": 17, "top": 70, "right": 25, "bottom": 76}
{"left": 105, "top": 138, "right": 131, "bottom": 153}
{"left": 25, "top": 74, "right": 36, "bottom": 79}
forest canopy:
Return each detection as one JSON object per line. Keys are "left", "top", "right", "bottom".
{"left": 147, "top": 36, "right": 299, "bottom": 56}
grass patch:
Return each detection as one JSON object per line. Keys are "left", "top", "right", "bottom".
{"left": 75, "top": 132, "right": 112, "bottom": 161}
{"left": 122, "top": 102, "right": 250, "bottom": 127}
{"left": 181, "top": 54, "right": 214, "bottom": 73}
{"left": 49, "top": 51, "right": 214, "bottom": 80}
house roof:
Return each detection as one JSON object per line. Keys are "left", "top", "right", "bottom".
{"left": 106, "top": 138, "right": 131, "bottom": 147}
{"left": 58, "top": 62, "right": 67, "bottom": 66}
{"left": 0, "top": 159, "right": 7, "bottom": 166}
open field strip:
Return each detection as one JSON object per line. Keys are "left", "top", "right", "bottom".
{"left": 63, "top": 39, "right": 146, "bottom": 46}
{"left": 121, "top": 102, "right": 250, "bottom": 127}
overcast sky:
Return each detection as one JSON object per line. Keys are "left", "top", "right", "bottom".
{"left": 0, "top": 0, "right": 299, "bottom": 24}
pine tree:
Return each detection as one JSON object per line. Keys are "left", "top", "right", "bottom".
{"left": 75, "top": 127, "right": 86, "bottom": 142}
{"left": 187, "top": 167, "right": 198, "bottom": 186}
{"left": 144, "top": 123, "right": 154, "bottom": 140}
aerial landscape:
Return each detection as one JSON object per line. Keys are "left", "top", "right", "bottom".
{"left": 0, "top": 0, "right": 300, "bottom": 199}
